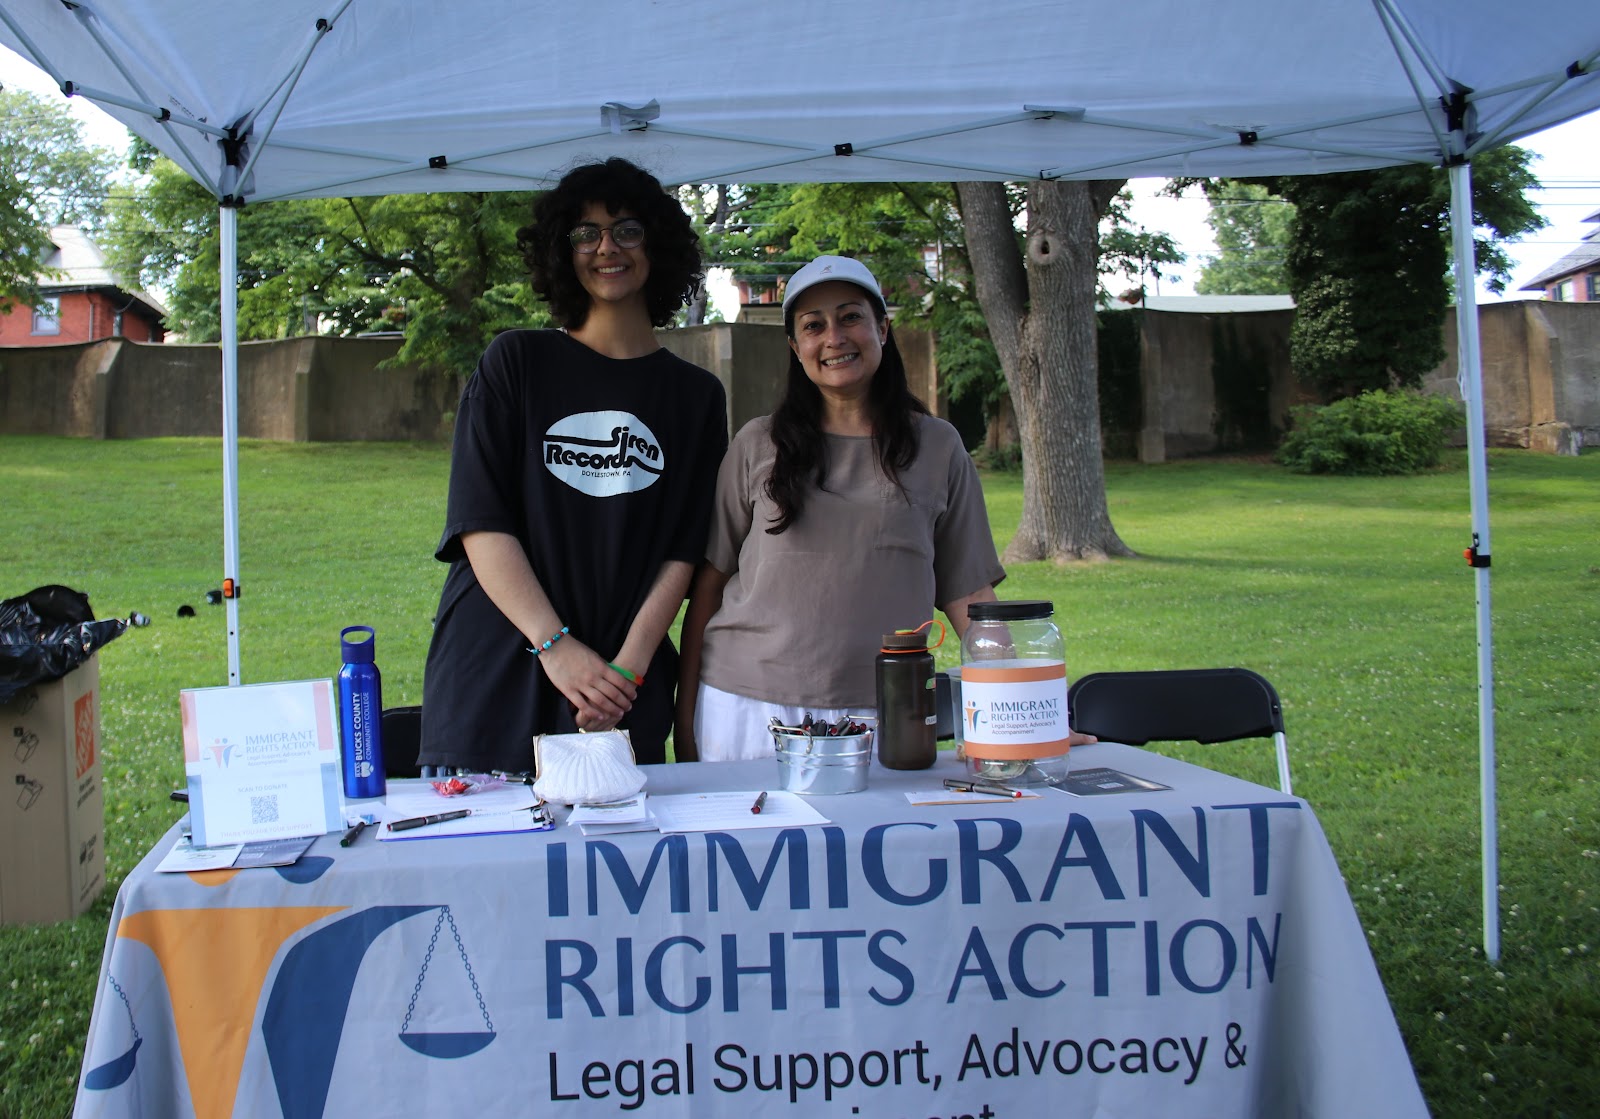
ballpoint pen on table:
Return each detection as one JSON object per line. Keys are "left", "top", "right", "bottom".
{"left": 388, "top": 808, "right": 472, "bottom": 832}
{"left": 751, "top": 791, "right": 768, "bottom": 815}
{"left": 941, "top": 778, "right": 1023, "bottom": 799}
{"left": 340, "top": 819, "right": 368, "bottom": 846}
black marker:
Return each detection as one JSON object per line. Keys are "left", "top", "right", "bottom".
{"left": 340, "top": 820, "right": 368, "bottom": 847}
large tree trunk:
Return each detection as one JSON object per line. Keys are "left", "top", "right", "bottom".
{"left": 957, "top": 180, "right": 1135, "bottom": 562}
{"left": 984, "top": 393, "right": 1018, "bottom": 455}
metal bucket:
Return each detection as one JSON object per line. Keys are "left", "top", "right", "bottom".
{"left": 773, "top": 730, "right": 872, "bottom": 795}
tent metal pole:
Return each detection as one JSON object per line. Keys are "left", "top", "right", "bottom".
{"left": 1448, "top": 159, "right": 1499, "bottom": 963}
{"left": 220, "top": 203, "right": 243, "bottom": 686}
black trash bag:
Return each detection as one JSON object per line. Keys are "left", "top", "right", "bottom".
{"left": 0, "top": 585, "right": 131, "bottom": 705}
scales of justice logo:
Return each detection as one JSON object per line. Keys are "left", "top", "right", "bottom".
{"left": 543, "top": 410, "right": 664, "bottom": 497}
{"left": 84, "top": 903, "right": 494, "bottom": 1116}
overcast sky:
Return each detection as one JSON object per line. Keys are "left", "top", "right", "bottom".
{"left": 6, "top": 45, "right": 1597, "bottom": 309}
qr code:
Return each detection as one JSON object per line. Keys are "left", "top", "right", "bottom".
{"left": 250, "top": 794, "right": 280, "bottom": 825}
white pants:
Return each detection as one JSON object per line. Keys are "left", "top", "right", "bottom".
{"left": 692, "top": 682, "right": 876, "bottom": 762}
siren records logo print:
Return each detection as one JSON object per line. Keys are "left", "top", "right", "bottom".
{"left": 543, "top": 410, "right": 664, "bottom": 497}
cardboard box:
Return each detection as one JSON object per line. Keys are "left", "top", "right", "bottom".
{"left": 0, "top": 655, "right": 106, "bottom": 925}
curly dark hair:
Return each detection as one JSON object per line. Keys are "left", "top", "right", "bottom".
{"left": 764, "top": 285, "right": 928, "bottom": 534}
{"left": 516, "top": 158, "right": 704, "bottom": 329}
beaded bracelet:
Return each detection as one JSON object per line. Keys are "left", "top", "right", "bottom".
{"left": 528, "top": 626, "right": 569, "bottom": 655}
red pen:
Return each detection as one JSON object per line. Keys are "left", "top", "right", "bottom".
{"left": 751, "top": 791, "right": 768, "bottom": 814}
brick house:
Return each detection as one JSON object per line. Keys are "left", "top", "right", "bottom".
{"left": 1519, "top": 208, "right": 1600, "bottom": 302}
{"left": 0, "top": 226, "right": 167, "bottom": 346}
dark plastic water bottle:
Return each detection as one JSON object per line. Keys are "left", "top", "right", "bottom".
{"left": 338, "top": 625, "right": 386, "bottom": 800}
{"left": 875, "top": 629, "right": 937, "bottom": 770}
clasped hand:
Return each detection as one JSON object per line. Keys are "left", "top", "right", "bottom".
{"left": 537, "top": 637, "right": 637, "bottom": 732}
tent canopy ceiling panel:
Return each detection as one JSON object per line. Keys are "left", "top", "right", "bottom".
{"left": 3, "top": 0, "right": 1597, "bottom": 201}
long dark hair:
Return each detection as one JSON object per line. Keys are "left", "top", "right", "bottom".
{"left": 516, "top": 158, "right": 704, "bottom": 329}
{"left": 764, "top": 290, "right": 928, "bottom": 534}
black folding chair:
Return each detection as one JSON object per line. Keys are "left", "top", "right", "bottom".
{"left": 380, "top": 705, "right": 423, "bottom": 778}
{"left": 1067, "top": 668, "right": 1292, "bottom": 794}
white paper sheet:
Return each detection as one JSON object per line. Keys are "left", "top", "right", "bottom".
{"left": 648, "top": 790, "right": 830, "bottom": 833}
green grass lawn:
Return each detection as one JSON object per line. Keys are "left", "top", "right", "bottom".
{"left": 1, "top": 436, "right": 1596, "bottom": 1117}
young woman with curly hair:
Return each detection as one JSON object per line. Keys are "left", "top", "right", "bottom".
{"left": 420, "top": 158, "right": 728, "bottom": 770}
{"left": 674, "top": 255, "right": 1004, "bottom": 762}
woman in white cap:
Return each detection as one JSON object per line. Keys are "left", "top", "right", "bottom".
{"left": 675, "top": 255, "right": 1004, "bottom": 761}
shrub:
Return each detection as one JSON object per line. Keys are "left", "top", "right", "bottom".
{"left": 1276, "top": 389, "right": 1463, "bottom": 475}
{"left": 971, "top": 442, "right": 1022, "bottom": 472}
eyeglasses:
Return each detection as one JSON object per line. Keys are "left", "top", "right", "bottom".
{"left": 568, "top": 219, "right": 646, "bottom": 253}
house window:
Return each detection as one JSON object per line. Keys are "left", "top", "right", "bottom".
{"left": 1587, "top": 273, "right": 1600, "bottom": 301}
{"left": 31, "top": 296, "right": 61, "bottom": 335}
{"left": 1553, "top": 279, "right": 1574, "bottom": 302}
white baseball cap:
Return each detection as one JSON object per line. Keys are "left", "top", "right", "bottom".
{"left": 781, "top": 255, "right": 885, "bottom": 316}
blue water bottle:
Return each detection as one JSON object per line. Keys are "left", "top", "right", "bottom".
{"left": 338, "top": 625, "right": 386, "bottom": 800}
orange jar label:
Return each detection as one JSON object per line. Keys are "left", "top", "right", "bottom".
{"left": 960, "top": 661, "right": 1071, "bottom": 760}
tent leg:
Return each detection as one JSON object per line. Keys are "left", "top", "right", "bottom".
{"left": 1448, "top": 160, "right": 1499, "bottom": 963}
{"left": 220, "top": 203, "right": 243, "bottom": 686}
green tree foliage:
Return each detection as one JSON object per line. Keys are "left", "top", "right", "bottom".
{"left": 332, "top": 191, "right": 546, "bottom": 375}
{"left": 0, "top": 87, "right": 120, "bottom": 310}
{"left": 1261, "top": 147, "right": 1543, "bottom": 397}
{"left": 105, "top": 142, "right": 544, "bottom": 373}
{"left": 1098, "top": 191, "right": 1185, "bottom": 300}
{"left": 693, "top": 181, "right": 1181, "bottom": 442}
{"left": 681, "top": 181, "right": 1007, "bottom": 423}
{"left": 772, "top": 182, "right": 1007, "bottom": 419}
{"left": 1194, "top": 181, "right": 1293, "bottom": 295}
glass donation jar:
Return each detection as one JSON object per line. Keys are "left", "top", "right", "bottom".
{"left": 960, "top": 600, "right": 1072, "bottom": 787}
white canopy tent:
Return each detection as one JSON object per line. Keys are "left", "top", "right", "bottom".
{"left": 5, "top": 0, "right": 1599, "bottom": 962}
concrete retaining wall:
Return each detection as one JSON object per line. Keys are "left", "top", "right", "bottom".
{"left": 0, "top": 324, "right": 890, "bottom": 446}
{"left": 1133, "top": 308, "right": 1302, "bottom": 462}
{"left": 1423, "top": 301, "right": 1600, "bottom": 453}
{"left": 4, "top": 306, "right": 1595, "bottom": 455}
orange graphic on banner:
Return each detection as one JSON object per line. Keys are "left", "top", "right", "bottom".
{"left": 117, "top": 906, "right": 343, "bottom": 1119}
{"left": 186, "top": 868, "right": 243, "bottom": 886}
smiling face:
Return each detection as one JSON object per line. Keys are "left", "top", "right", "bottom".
{"left": 787, "top": 280, "right": 889, "bottom": 399}
{"left": 570, "top": 200, "right": 650, "bottom": 312}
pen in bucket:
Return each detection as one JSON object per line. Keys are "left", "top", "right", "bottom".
{"left": 772, "top": 714, "right": 873, "bottom": 795}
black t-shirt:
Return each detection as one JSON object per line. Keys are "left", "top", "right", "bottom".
{"left": 420, "top": 330, "right": 727, "bottom": 769}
